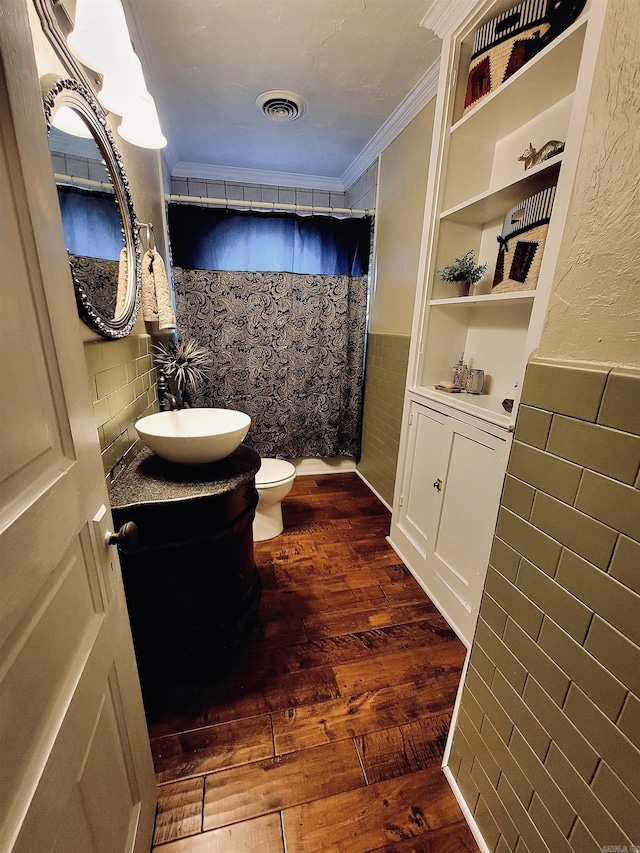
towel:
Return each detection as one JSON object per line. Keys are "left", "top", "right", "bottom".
{"left": 141, "top": 248, "right": 176, "bottom": 331}
{"left": 114, "top": 246, "right": 128, "bottom": 317}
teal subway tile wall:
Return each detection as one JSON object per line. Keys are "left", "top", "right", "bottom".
{"left": 357, "top": 333, "right": 410, "bottom": 506}
{"left": 85, "top": 335, "right": 158, "bottom": 487}
{"left": 449, "top": 357, "right": 640, "bottom": 852}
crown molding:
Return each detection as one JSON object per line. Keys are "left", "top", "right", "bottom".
{"left": 420, "top": 0, "right": 482, "bottom": 38}
{"left": 341, "top": 56, "right": 440, "bottom": 191}
{"left": 160, "top": 136, "right": 179, "bottom": 177}
{"left": 171, "top": 162, "right": 346, "bottom": 193}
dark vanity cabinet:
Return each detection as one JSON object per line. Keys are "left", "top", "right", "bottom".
{"left": 109, "top": 445, "right": 261, "bottom": 696}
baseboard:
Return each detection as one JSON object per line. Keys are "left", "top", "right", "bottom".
{"left": 442, "top": 765, "right": 492, "bottom": 853}
{"left": 386, "top": 532, "right": 471, "bottom": 650}
{"left": 443, "top": 649, "right": 471, "bottom": 767}
{"left": 291, "top": 456, "right": 357, "bottom": 475}
{"left": 355, "top": 470, "right": 392, "bottom": 511}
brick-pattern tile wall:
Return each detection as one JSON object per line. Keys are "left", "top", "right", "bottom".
{"left": 170, "top": 177, "right": 347, "bottom": 212}
{"left": 449, "top": 358, "right": 640, "bottom": 852}
{"left": 170, "top": 164, "right": 378, "bottom": 214}
{"left": 85, "top": 335, "right": 158, "bottom": 488}
{"left": 357, "top": 333, "right": 410, "bottom": 506}
{"left": 345, "top": 161, "right": 378, "bottom": 211}
{"left": 50, "top": 149, "right": 110, "bottom": 185}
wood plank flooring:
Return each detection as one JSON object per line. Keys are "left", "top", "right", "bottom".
{"left": 147, "top": 473, "right": 478, "bottom": 852}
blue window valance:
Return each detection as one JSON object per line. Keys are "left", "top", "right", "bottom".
{"left": 168, "top": 204, "right": 371, "bottom": 277}
{"left": 57, "top": 185, "right": 123, "bottom": 261}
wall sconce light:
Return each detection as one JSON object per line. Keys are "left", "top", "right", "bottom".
{"left": 50, "top": 105, "right": 93, "bottom": 138}
{"left": 118, "top": 92, "right": 167, "bottom": 149}
{"left": 67, "top": 0, "right": 131, "bottom": 74}
{"left": 67, "top": 0, "right": 167, "bottom": 149}
{"left": 98, "top": 52, "right": 144, "bottom": 115}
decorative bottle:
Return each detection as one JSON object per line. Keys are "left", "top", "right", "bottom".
{"left": 452, "top": 352, "right": 468, "bottom": 390}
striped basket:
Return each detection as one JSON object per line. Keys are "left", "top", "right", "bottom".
{"left": 463, "top": 0, "right": 585, "bottom": 114}
{"left": 491, "top": 185, "right": 556, "bottom": 293}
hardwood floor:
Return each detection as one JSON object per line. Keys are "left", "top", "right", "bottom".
{"left": 147, "top": 473, "right": 478, "bottom": 852}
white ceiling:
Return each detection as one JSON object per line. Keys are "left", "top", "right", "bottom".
{"left": 125, "top": 0, "right": 442, "bottom": 189}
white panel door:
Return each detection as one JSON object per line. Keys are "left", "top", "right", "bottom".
{"left": 0, "top": 6, "right": 156, "bottom": 852}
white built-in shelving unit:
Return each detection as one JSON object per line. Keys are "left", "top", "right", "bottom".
{"left": 389, "top": 0, "right": 607, "bottom": 647}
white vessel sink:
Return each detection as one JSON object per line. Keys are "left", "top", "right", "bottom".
{"left": 135, "top": 408, "right": 251, "bottom": 465}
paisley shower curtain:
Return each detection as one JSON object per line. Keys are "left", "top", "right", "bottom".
{"left": 173, "top": 267, "right": 368, "bottom": 459}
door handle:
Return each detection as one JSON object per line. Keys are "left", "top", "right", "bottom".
{"left": 106, "top": 521, "right": 138, "bottom": 553}
{"left": 433, "top": 478, "right": 442, "bottom": 492}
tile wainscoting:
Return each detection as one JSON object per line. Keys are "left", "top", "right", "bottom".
{"left": 84, "top": 334, "right": 158, "bottom": 487}
{"left": 448, "top": 357, "right": 640, "bottom": 852}
{"left": 357, "top": 333, "right": 410, "bottom": 507}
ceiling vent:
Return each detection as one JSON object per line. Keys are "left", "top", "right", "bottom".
{"left": 256, "top": 90, "right": 307, "bottom": 122}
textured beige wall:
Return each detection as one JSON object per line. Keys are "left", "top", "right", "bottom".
{"left": 96, "top": 116, "right": 167, "bottom": 486}
{"left": 538, "top": 0, "right": 640, "bottom": 366}
{"left": 83, "top": 136, "right": 164, "bottom": 486}
{"left": 357, "top": 101, "right": 435, "bottom": 499}
{"left": 93, "top": 105, "right": 167, "bottom": 487}
{"left": 370, "top": 99, "right": 435, "bottom": 335}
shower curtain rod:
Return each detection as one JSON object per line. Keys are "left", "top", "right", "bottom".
{"left": 54, "top": 179, "right": 372, "bottom": 216}
{"left": 165, "top": 193, "right": 374, "bottom": 218}
{"left": 54, "top": 173, "right": 114, "bottom": 193}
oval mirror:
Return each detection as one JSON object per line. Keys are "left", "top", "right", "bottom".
{"left": 43, "top": 77, "right": 141, "bottom": 338}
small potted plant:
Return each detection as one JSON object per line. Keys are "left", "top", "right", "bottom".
{"left": 153, "top": 338, "right": 212, "bottom": 408}
{"left": 438, "top": 250, "right": 487, "bottom": 297}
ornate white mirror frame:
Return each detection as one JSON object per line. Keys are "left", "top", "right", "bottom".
{"left": 43, "top": 76, "right": 142, "bottom": 338}
{"left": 34, "top": 0, "right": 142, "bottom": 338}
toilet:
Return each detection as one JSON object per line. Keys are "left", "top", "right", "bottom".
{"left": 253, "top": 458, "right": 297, "bottom": 541}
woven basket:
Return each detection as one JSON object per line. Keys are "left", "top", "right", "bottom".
{"left": 492, "top": 186, "right": 556, "bottom": 293}
{"left": 463, "top": 0, "right": 587, "bottom": 115}
{"left": 464, "top": 0, "right": 551, "bottom": 114}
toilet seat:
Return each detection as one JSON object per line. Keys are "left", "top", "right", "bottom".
{"left": 255, "top": 458, "right": 296, "bottom": 487}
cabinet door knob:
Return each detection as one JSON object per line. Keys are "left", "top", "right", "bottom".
{"left": 433, "top": 478, "right": 443, "bottom": 492}
{"left": 106, "top": 521, "right": 138, "bottom": 553}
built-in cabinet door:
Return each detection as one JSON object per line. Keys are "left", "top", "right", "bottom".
{"left": 398, "top": 400, "right": 509, "bottom": 645}
{"left": 399, "top": 404, "right": 447, "bottom": 558}
{"left": 0, "top": 7, "right": 155, "bottom": 852}
{"left": 430, "top": 417, "right": 507, "bottom": 640}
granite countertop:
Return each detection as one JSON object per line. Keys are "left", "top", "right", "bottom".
{"left": 109, "top": 444, "right": 261, "bottom": 509}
